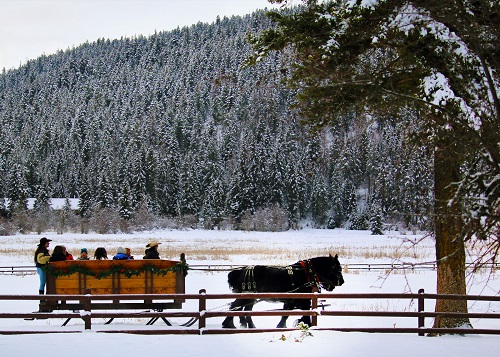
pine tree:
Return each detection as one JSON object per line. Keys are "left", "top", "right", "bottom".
{"left": 78, "top": 175, "right": 95, "bottom": 219}
{"left": 0, "top": 196, "right": 6, "bottom": 218}
{"left": 370, "top": 202, "right": 384, "bottom": 235}
{"left": 118, "top": 181, "right": 133, "bottom": 220}
{"left": 33, "top": 185, "right": 52, "bottom": 234}
{"left": 58, "top": 198, "right": 73, "bottom": 234}
{"left": 228, "top": 134, "right": 258, "bottom": 222}
{"left": 309, "top": 174, "right": 329, "bottom": 228}
{"left": 178, "top": 152, "right": 202, "bottom": 217}
{"left": 202, "top": 177, "right": 227, "bottom": 228}
{"left": 6, "top": 166, "right": 29, "bottom": 213}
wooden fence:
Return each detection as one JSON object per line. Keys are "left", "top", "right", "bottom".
{"left": 0, "top": 289, "right": 500, "bottom": 335}
{"left": 2, "top": 262, "right": 499, "bottom": 274}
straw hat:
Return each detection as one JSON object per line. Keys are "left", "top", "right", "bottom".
{"left": 146, "top": 240, "right": 161, "bottom": 248}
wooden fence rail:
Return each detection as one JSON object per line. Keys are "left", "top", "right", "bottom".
{"left": 0, "top": 290, "right": 499, "bottom": 335}
{"left": 2, "top": 262, "right": 499, "bottom": 274}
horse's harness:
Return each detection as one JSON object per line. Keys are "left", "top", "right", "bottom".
{"left": 241, "top": 260, "right": 323, "bottom": 293}
{"left": 297, "top": 259, "right": 322, "bottom": 292}
{"left": 241, "top": 266, "right": 257, "bottom": 292}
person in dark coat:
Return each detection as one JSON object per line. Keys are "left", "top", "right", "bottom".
{"left": 143, "top": 240, "right": 161, "bottom": 259}
{"left": 94, "top": 247, "right": 108, "bottom": 260}
{"left": 50, "top": 245, "right": 67, "bottom": 262}
{"left": 113, "top": 247, "right": 130, "bottom": 260}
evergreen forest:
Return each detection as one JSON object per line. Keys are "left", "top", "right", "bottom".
{"left": 0, "top": 10, "right": 433, "bottom": 234}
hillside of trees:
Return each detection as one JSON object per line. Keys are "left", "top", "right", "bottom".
{"left": 0, "top": 10, "right": 433, "bottom": 234}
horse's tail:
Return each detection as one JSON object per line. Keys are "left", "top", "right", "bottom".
{"left": 227, "top": 268, "right": 244, "bottom": 292}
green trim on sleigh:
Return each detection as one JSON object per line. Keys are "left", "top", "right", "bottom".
{"left": 43, "top": 260, "right": 189, "bottom": 279}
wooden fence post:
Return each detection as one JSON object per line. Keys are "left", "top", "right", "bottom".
{"left": 311, "top": 288, "right": 318, "bottom": 326}
{"left": 82, "top": 288, "right": 92, "bottom": 330}
{"left": 418, "top": 288, "right": 425, "bottom": 336}
{"left": 198, "top": 289, "right": 206, "bottom": 331}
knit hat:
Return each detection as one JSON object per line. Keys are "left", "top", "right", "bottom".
{"left": 146, "top": 240, "right": 161, "bottom": 248}
{"left": 117, "top": 247, "right": 126, "bottom": 254}
{"left": 81, "top": 248, "right": 88, "bottom": 254}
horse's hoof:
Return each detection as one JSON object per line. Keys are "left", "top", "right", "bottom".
{"left": 222, "top": 323, "right": 236, "bottom": 329}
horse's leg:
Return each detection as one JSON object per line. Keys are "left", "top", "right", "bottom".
{"left": 242, "top": 300, "right": 255, "bottom": 328}
{"left": 222, "top": 299, "right": 244, "bottom": 328}
{"left": 297, "top": 299, "right": 312, "bottom": 326}
{"left": 276, "top": 300, "right": 295, "bottom": 328}
{"left": 277, "top": 315, "right": 288, "bottom": 328}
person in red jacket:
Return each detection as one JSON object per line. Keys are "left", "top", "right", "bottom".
{"left": 62, "top": 246, "right": 74, "bottom": 260}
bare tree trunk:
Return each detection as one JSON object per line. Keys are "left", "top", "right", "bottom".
{"left": 432, "top": 143, "right": 472, "bottom": 331}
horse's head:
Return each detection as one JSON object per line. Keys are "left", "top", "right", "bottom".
{"left": 312, "top": 254, "right": 344, "bottom": 291}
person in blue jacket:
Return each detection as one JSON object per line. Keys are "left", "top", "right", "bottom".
{"left": 113, "top": 247, "right": 130, "bottom": 260}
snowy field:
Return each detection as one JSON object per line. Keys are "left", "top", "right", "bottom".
{"left": 0, "top": 229, "right": 499, "bottom": 357}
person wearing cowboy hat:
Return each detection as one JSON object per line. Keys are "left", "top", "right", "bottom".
{"left": 33, "top": 237, "right": 52, "bottom": 295}
{"left": 143, "top": 240, "right": 161, "bottom": 259}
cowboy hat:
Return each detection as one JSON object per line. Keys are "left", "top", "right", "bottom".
{"left": 38, "top": 237, "right": 52, "bottom": 246}
{"left": 146, "top": 240, "right": 161, "bottom": 248}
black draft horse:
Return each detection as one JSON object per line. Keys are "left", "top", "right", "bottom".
{"left": 222, "top": 254, "right": 344, "bottom": 329}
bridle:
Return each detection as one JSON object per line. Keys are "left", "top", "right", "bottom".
{"left": 298, "top": 258, "right": 340, "bottom": 292}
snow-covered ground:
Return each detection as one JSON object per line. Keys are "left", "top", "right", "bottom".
{"left": 0, "top": 229, "right": 498, "bottom": 356}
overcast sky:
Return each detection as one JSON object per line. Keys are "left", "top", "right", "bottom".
{"left": 0, "top": 0, "right": 279, "bottom": 70}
